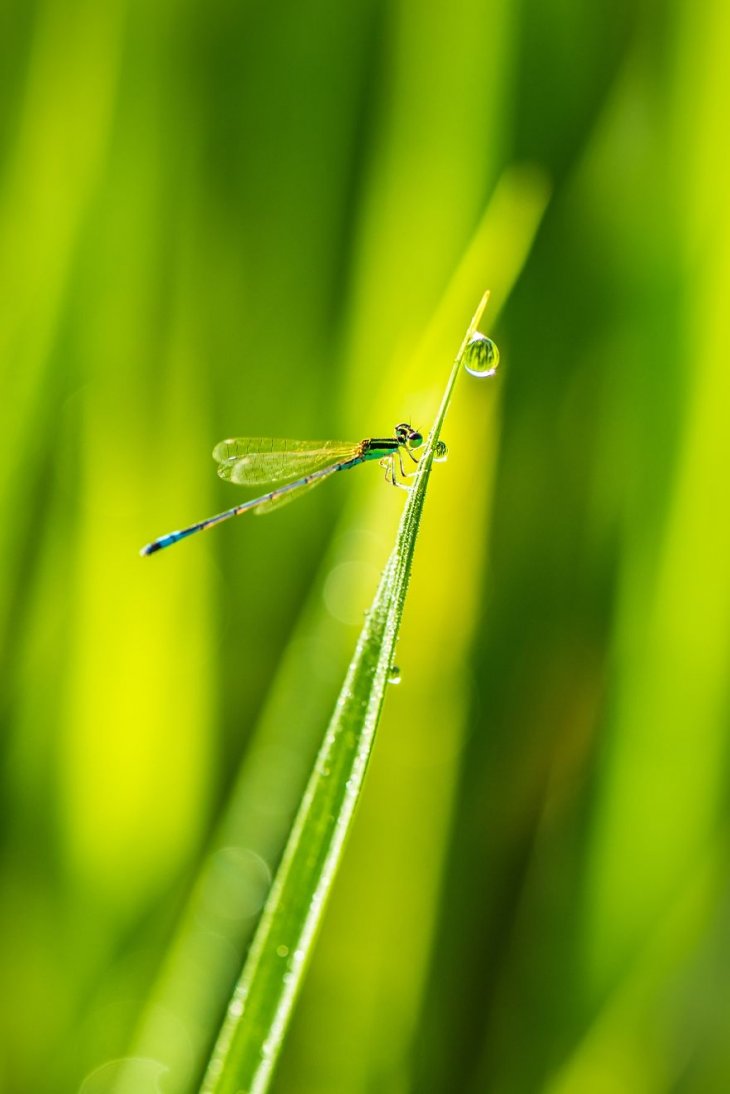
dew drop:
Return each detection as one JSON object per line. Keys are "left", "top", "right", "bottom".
{"left": 464, "top": 333, "right": 499, "bottom": 377}
{"left": 276, "top": 944, "right": 289, "bottom": 958}
{"left": 433, "top": 441, "right": 448, "bottom": 463}
{"left": 388, "top": 665, "right": 401, "bottom": 685}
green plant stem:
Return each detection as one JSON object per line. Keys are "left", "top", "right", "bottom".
{"left": 201, "top": 291, "right": 492, "bottom": 1094}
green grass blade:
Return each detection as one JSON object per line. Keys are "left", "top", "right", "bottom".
{"left": 201, "top": 293, "right": 492, "bottom": 1094}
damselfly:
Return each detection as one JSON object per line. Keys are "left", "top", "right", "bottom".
{"left": 140, "top": 422, "right": 434, "bottom": 556}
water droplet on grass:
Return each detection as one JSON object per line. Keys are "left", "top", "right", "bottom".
{"left": 464, "top": 333, "right": 499, "bottom": 377}
{"left": 388, "top": 665, "right": 401, "bottom": 685}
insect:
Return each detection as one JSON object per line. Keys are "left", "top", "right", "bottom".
{"left": 140, "top": 422, "right": 427, "bottom": 556}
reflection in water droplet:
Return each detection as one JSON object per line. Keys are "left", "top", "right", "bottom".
{"left": 388, "top": 665, "right": 401, "bottom": 685}
{"left": 433, "top": 441, "right": 448, "bottom": 463}
{"left": 463, "top": 332, "right": 499, "bottom": 377}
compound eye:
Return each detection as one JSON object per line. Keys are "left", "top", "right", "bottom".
{"left": 407, "top": 430, "right": 423, "bottom": 449}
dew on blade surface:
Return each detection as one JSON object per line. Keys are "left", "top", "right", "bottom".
{"left": 463, "top": 332, "right": 499, "bottom": 377}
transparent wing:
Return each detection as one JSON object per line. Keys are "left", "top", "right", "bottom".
{"left": 252, "top": 473, "right": 333, "bottom": 516}
{"left": 213, "top": 437, "right": 359, "bottom": 485}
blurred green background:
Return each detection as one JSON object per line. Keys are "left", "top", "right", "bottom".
{"left": 3, "top": 0, "right": 730, "bottom": 1091}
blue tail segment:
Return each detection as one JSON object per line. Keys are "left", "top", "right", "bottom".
{"left": 140, "top": 525, "right": 202, "bottom": 556}
{"left": 140, "top": 505, "right": 241, "bottom": 556}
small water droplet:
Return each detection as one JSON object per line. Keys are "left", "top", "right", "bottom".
{"left": 388, "top": 665, "right": 401, "bottom": 685}
{"left": 433, "top": 441, "right": 448, "bottom": 463}
{"left": 464, "top": 333, "right": 499, "bottom": 377}
{"left": 276, "top": 944, "right": 289, "bottom": 958}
